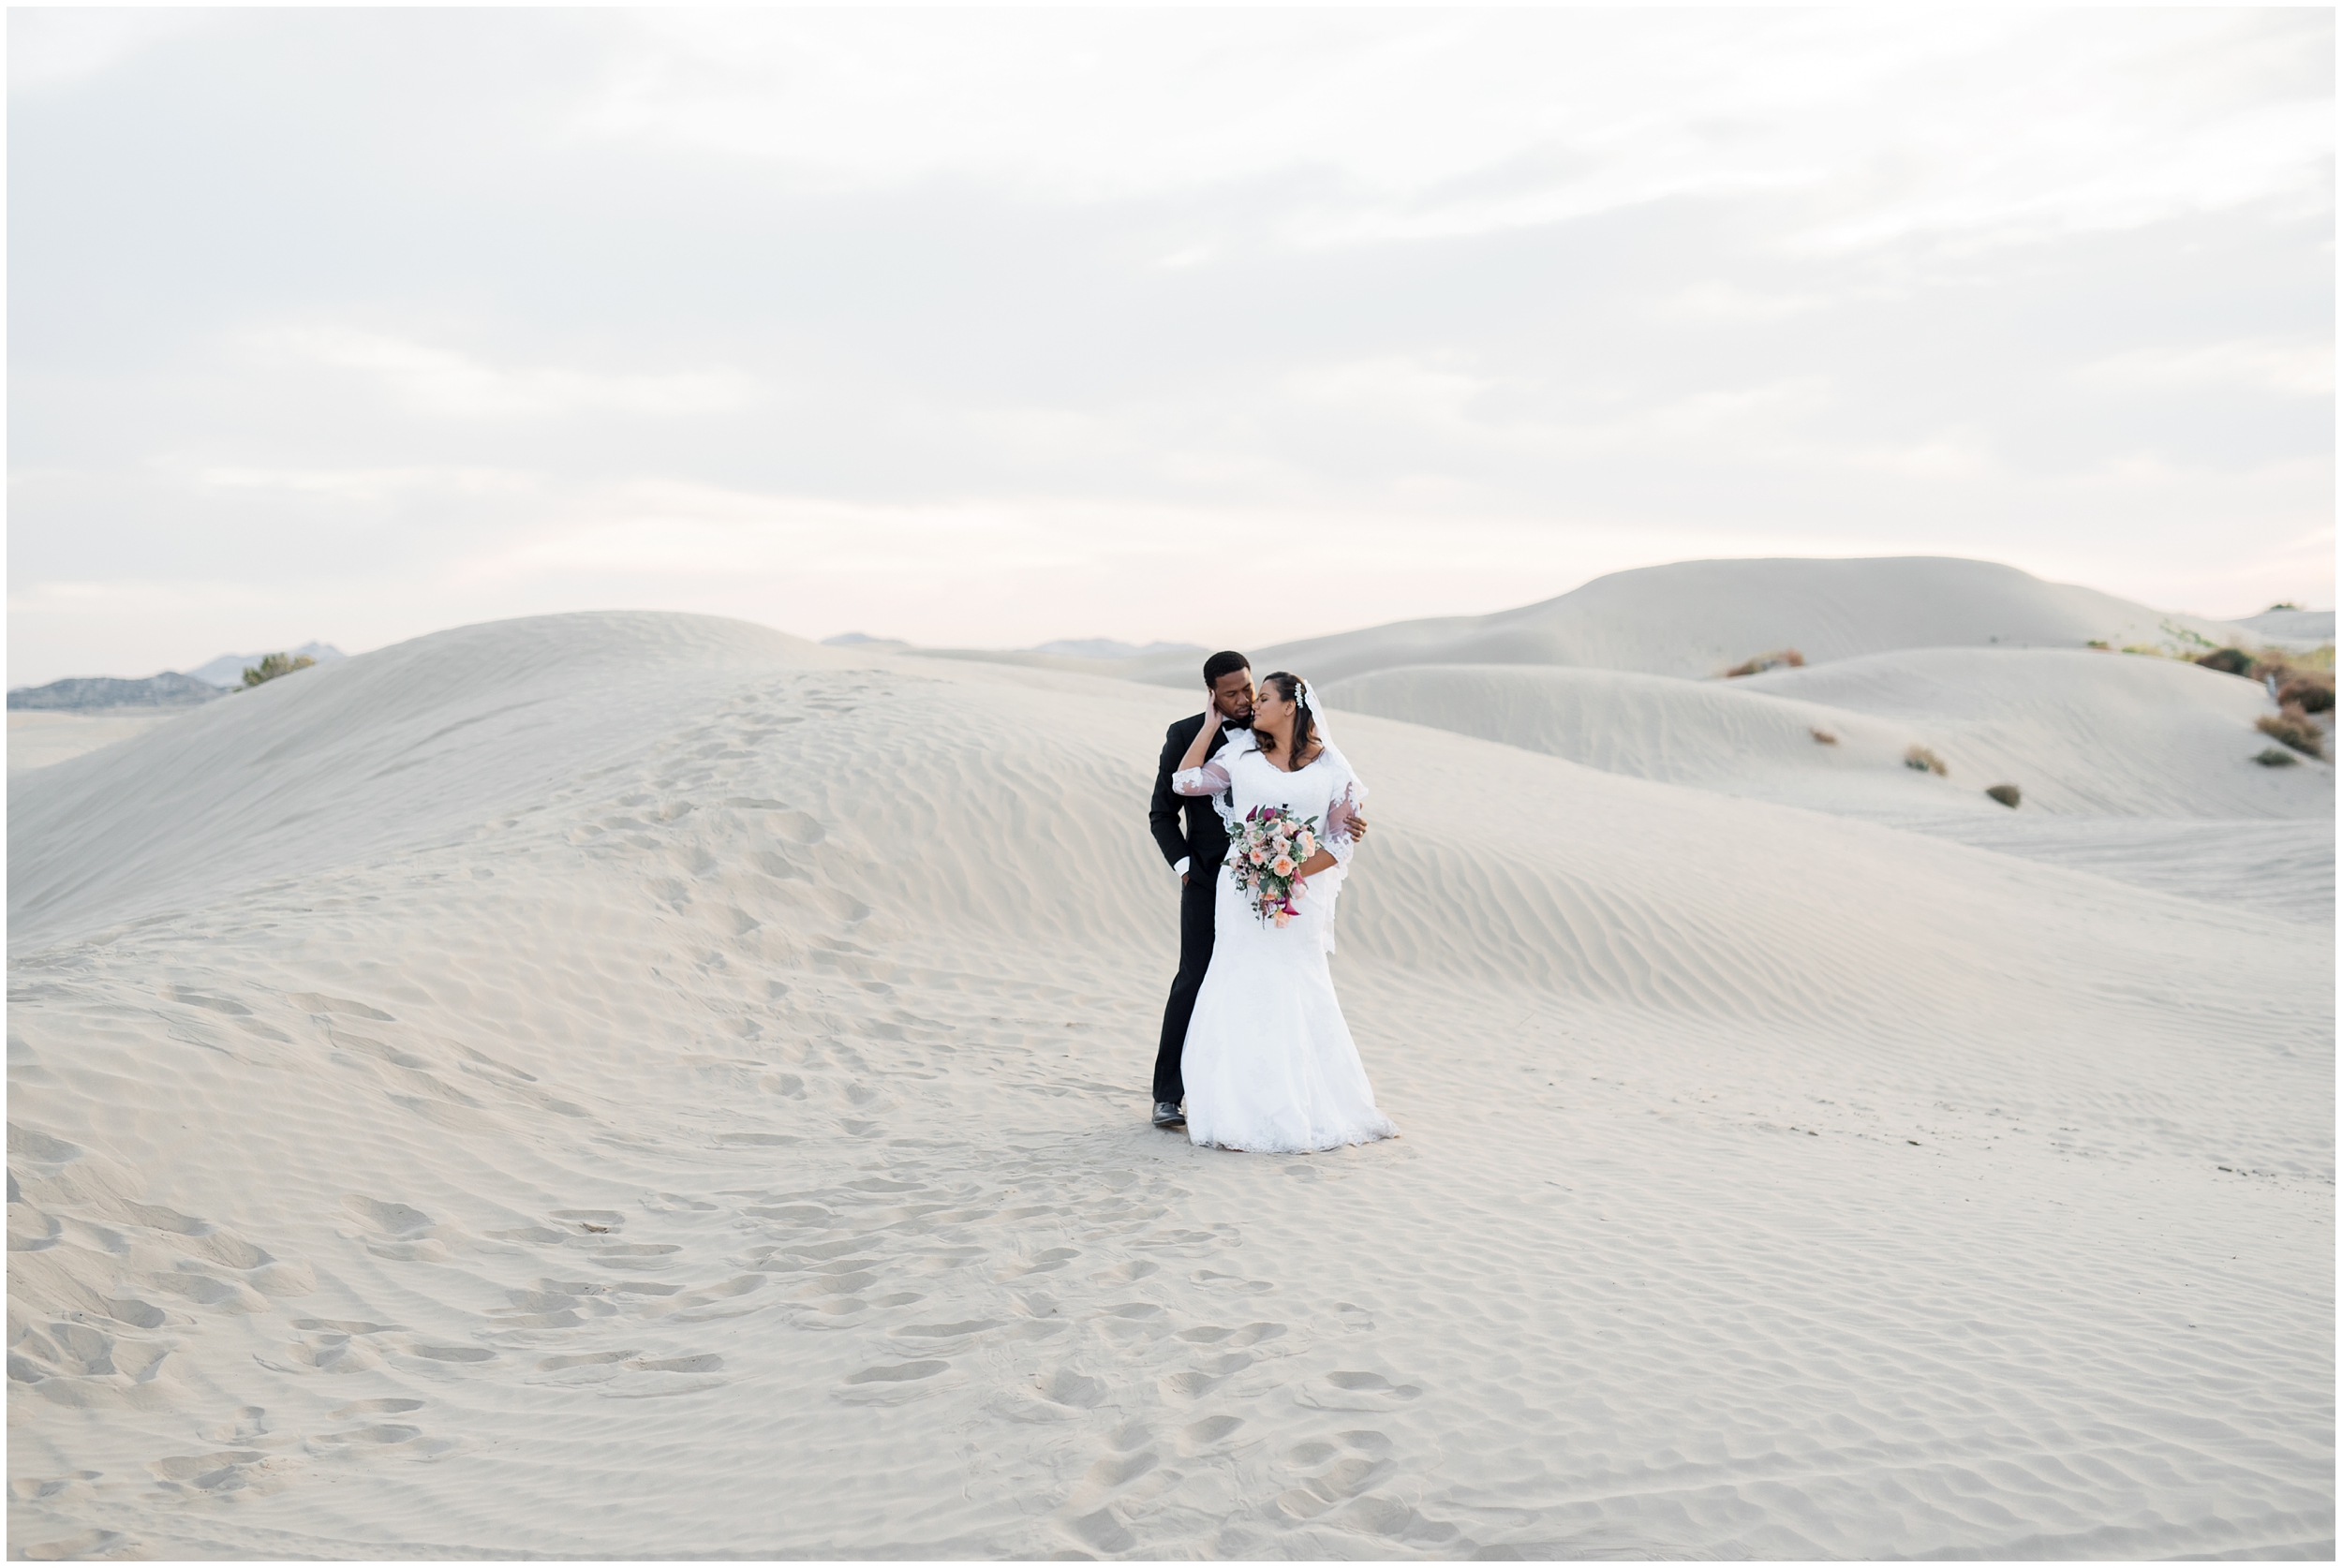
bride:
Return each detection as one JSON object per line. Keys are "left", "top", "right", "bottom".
{"left": 1170, "top": 672, "right": 1398, "bottom": 1154}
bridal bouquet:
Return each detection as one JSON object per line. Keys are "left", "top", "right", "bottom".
{"left": 1226, "top": 804, "right": 1321, "bottom": 928}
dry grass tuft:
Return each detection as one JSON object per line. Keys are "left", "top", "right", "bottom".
{"left": 1725, "top": 648, "right": 1805, "bottom": 678}
{"left": 1984, "top": 783, "right": 2021, "bottom": 808}
{"left": 1808, "top": 726, "right": 1838, "bottom": 746}
{"left": 2188, "top": 648, "right": 2336, "bottom": 716}
{"left": 2255, "top": 707, "right": 2326, "bottom": 760}
{"left": 2195, "top": 646, "right": 2256, "bottom": 677}
{"left": 2278, "top": 675, "right": 2335, "bottom": 715}
{"left": 1904, "top": 745, "right": 1949, "bottom": 777}
{"left": 2253, "top": 746, "right": 2300, "bottom": 768}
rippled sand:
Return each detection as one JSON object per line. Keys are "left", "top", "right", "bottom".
{"left": 7, "top": 611, "right": 2331, "bottom": 1559}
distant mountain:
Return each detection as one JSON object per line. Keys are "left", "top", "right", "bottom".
{"left": 1028, "top": 638, "right": 1206, "bottom": 660}
{"left": 820, "top": 632, "right": 910, "bottom": 649}
{"left": 188, "top": 642, "right": 346, "bottom": 688}
{"left": 7, "top": 672, "right": 226, "bottom": 711}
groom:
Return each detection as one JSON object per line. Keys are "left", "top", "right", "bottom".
{"left": 1145, "top": 652, "right": 1367, "bottom": 1130}
{"left": 1146, "top": 651, "right": 1257, "bottom": 1129}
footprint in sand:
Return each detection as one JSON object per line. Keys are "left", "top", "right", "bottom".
{"left": 1297, "top": 1369, "right": 1424, "bottom": 1411}
{"left": 1176, "top": 1413, "right": 1245, "bottom": 1454}
{"left": 1275, "top": 1430, "right": 1401, "bottom": 1521}
{"left": 1176, "top": 1322, "right": 1287, "bottom": 1348}
{"left": 19, "top": 1528, "right": 127, "bottom": 1560}
{"left": 1030, "top": 1368, "right": 1107, "bottom": 1410}
{"left": 836, "top": 1357, "right": 954, "bottom": 1406}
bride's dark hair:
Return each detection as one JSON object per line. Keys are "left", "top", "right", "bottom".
{"left": 1255, "top": 671, "right": 1317, "bottom": 763}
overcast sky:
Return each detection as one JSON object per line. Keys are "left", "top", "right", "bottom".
{"left": 8, "top": 7, "right": 2333, "bottom": 684}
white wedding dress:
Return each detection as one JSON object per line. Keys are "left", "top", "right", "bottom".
{"left": 1173, "top": 730, "right": 1398, "bottom": 1153}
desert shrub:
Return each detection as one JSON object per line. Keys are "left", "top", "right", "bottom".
{"left": 242, "top": 653, "right": 316, "bottom": 688}
{"left": 1725, "top": 648, "right": 1805, "bottom": 678}
{"left": 1808, "top": 726, "right": 1838, "bottom": 746}
{"left": 2255, "top": 707, "right": 2325, "bottom": 760}
{"left": 2266, "top": 600, "right": 2302, "bottom": 612}
{"left": 1904, "top": 745, "right": 1948, "bottom": 777}
{"left": 2195, "top": 647, "right": 2256, "bottom": 677}
{"left": 2253, "top": 747, "right": 2300, "bottom": 768}
{"left": 2277, "top": 675, "right": 2335, "bottom": 714}
{"left": 1984, "top": 783, "right": 2021, "bottom": 808}
{"left": 2084, "top": 639, "right": 2110, "bottom": 650}
{"left": 2193, "top": 647, "right": 2337, "bottom": 698}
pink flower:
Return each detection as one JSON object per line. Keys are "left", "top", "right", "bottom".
{"left": 1250, "top": 847, "right": 1267, "bottom": 865}
{"left": 1297, "top": 832, "right": 1316, "bottom": 857}
{"left": 1271, "top": 854, "right": 1296, "bottom": 878}
{"left": 1272, "top": 906, "right": 1291, "bottom": 927}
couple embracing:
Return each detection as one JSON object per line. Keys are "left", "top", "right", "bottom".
{"left": 1145, "top": 652, "right": 1399, "bottom": 1154}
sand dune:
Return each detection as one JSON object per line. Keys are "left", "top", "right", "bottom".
{"left": 1100, "top": 555, "right": 2281, "bottom": 688}
{"left": 7, "top": 609, "right": 2332, "bottom": 1560}
{"left": 1741, "top": 646, "right": 2330, "bottom": 815}
{"left": 1327, "top": 649, "right": 2332, "bottom": 920}
{"left": 1326, "top": 647, "right": 2333, "bottom": 820}
{"left": 2236, "top": 607, "right": 2336, "bottom": 645}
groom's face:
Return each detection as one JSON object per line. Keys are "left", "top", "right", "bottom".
{"left": 1210, "top": 670, "right": 1254, "bottom": 724}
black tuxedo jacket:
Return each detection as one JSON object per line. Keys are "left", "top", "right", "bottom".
{"left": 1149, "top": 715, "right": 1238, "bottom": 879}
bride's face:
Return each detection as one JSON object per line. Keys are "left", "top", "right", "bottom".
{"left": 1252, "top": 685, "right": 1292, "bottom": 728}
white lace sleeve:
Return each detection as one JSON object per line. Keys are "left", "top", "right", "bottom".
{"left": 1171, "top": 759, "right": 1231, "bottom": 797}
{"left": 1181, "top": 730, "right": 1258, "bottom": 830}
{"left": 1320, "top": 743, "right": 1367, "bottom": 866}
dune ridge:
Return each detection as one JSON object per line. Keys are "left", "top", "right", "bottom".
{"left": 1050, "top": 555, "right": 2288, "bottom": 688}
{"left": 7, "top": 609, "right": 2332, "bottom": 1560}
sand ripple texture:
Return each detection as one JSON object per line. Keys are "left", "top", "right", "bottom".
{"left": 8, "top": 612, "right": 2333, "bottom": 1560}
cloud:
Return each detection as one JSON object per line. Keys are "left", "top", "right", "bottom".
{"left": 573, "top": 9, "right": 2330, "bottom": 258}
{"left": 7, "top": 9, "right": 211, "bottom": 94}
{"left": 2082, "top": 340, "right": 2334, "bottom": 399}
{"left": 260, "top": 328, "right": 761, "bottom": 419}
{"left": 194, "top": 465, "right": 539, "bottom": 503}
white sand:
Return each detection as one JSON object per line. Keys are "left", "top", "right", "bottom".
{"left": 7, "top": 710, "right": 198, "bottom": 777}
{"left": 8, "top": 596, "right": 2333, "bottom": 1560}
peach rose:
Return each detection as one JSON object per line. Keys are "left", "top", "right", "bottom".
{"left": 1271, "top": 854, "right": 1296, "bottom": 878}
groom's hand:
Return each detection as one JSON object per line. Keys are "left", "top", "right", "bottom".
{"left": 1349, "top": 811, "right": 1369, "bottom": 840}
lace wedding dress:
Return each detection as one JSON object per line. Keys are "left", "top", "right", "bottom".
{"left": 1173, "top": 729, "right": 1398, "bottom": 1153}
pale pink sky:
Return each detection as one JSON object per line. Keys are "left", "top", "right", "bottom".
{"left": 8, "top": 7, "right": 2331, "bottom": 684}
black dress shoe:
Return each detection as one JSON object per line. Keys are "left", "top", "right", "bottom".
{"left": 1152, "top": 1102, "right": 1186, "bottom": 1129}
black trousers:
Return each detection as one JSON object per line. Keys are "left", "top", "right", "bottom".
{"left": 1153, "top": 870, "right": 1217, "bottom": 1104}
